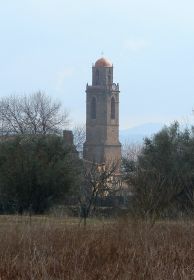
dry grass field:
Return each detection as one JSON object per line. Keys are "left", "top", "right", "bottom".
{"left": 0, "top": 215, "right": 194, "bottom": 279}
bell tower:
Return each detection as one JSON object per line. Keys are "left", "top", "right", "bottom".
{"left": 83, "top": 57, "right": 121, "bottom": 164}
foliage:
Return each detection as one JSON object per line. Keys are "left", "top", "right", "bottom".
{"left": 123, "top": 122, "right": 194, "bottom": 218}
{"left": 0, "top": 135, "right": 80, "bottom": 214}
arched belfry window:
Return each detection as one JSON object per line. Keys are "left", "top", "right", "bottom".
{"left": 108, "top": 74, "right": 111, "bottom": 84}
{"left": 111, "top": 97, "right": 115, "bottom": 119}
{"left": 91, "top": 97, "right": 96, "bottom": 119}
{"left": 96, "top": 69, "right": 100, "bottom": 85}
{"left": 108, "top": 69, "right": 111, "bottom": 84}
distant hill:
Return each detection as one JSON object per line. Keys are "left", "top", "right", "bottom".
{"left": 120, "top": 123, "right": 164, "bottom": 144}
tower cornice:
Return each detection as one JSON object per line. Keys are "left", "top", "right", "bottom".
{"left": 86, "top": 83, "right": 119, "bottom": 93}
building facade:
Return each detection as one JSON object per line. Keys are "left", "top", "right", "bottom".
{"left": 83, "top": 57, "right": 121, "bottom": 164}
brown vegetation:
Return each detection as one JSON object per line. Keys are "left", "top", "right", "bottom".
{"left": 0, "top": 216, "right": 194, "bottom": 279}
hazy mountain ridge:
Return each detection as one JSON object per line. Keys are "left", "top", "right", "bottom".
{"left": 120, "top": 123, "right": 164, "bottom": 144}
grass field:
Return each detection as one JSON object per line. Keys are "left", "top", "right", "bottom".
{"left": 0, "top": 215, "right": 194, "bottom": 279}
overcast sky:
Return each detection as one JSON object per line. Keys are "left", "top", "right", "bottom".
{"left": 0, "top": 0, "right": 194, "bottom": 129}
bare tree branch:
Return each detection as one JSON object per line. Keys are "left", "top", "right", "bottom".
{"left": 0, "top": 92, "right": 69, "bottom": 136}
{"left": 79, "top": 160, "right": 122, "bottom": 225}
{"left": 73, "top": 124, "right": 86, "bottom": 152}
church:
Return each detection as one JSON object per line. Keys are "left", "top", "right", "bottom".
{"left": 83, "top": 57, "right": 121, "bottom": 165}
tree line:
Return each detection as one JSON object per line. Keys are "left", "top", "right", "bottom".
{"left": 0, "top": 92, "right": 82, "bottom": 213}
{"left": 0, "top": 91, "right": 194, "bottom": 219}
{"left": 123, "top": 122, "right": 194, "bottom": 220}
{"left": 0, "top": 92, "right": 118, "bottom": 218}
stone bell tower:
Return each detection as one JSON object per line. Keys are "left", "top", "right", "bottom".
{"left": 83, "top": 57, "right": 121, "bottom": 164}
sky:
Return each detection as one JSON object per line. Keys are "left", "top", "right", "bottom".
{"left": 0, "top": 0, "right": 194, "bottom": 129}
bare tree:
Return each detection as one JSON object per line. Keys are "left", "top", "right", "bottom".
{"left": 122, "top": 142, "right": 142, "bottom": 162}
{"left": 73, "top": 124, "right": 86, "bottom": 153}
{"left": 79, "top": 160, "right": 122, "bottom": 226}
{"left": 127, "top": 167, "right": 185, "bottom": 226}
{"left": 0, "top": 92, "right": 69, "bottom": 136}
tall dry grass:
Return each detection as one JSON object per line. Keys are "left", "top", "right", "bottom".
{"left": 0, "top": 216, "right": 194, "bottom": 279}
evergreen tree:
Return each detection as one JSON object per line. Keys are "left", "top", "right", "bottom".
{"left": 0, "top": 135, "right": 80, "bottom": 214}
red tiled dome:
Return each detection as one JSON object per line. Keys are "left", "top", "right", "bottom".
{"left": 95, "top": 57, "right": 112, "bottom": 67}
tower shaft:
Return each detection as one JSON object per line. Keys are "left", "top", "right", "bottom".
{"left": 83, "top": 57, "right": 121, "bottom": 164}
